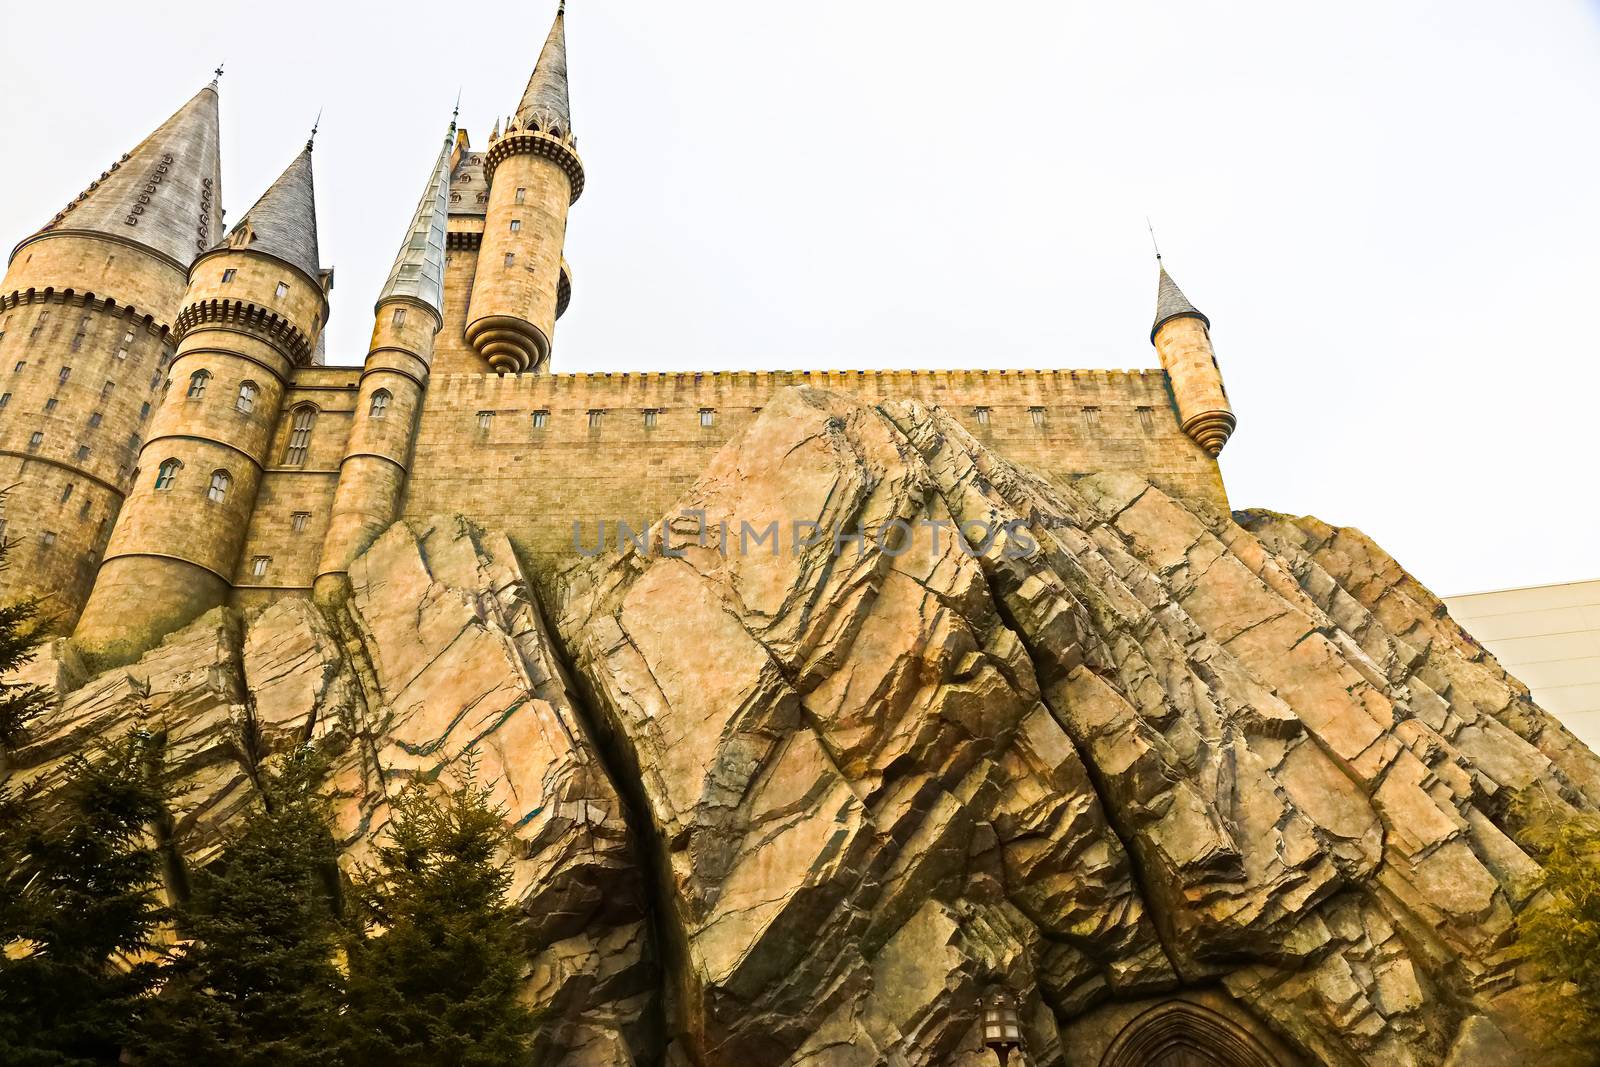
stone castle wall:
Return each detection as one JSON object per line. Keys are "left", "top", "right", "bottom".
{"left": 401, "top": 366, "right": 1229, "bottom": 577}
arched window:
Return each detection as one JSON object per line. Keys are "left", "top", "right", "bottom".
{"left": 154, "top": 458, "right": 182, "bottom": 490}
{"left": 207, "top": 469, "right": 231, "bottom": 503}
{"left": 186, "top": 369, "right": 210, "bottom": 399}
{"left": 369, "top": 389, "right": 391, "bottom": 419}
{"left": 284, "top": 405, "right": 316, "bottom": 466}
{"left": 235, "top": 380, "right": 258, "bottom": 413}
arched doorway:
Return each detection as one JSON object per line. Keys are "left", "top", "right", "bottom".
{"left": 1099, "top": 1000, "right": 1284, "bottom": 1067}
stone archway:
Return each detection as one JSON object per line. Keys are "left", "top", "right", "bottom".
{"left": 1099, "top": 1000, "right": 1285, "bottom": 1067}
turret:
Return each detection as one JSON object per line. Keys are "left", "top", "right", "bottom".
{"left": 1150, "top": 264, "right": 1235, "bottom": 456}
{"left": 75, "top": 140, "right": 330, "bottom": 664}
{"left": 0, "top": 81, "right": 221, "bottom": 630}
{"left": 463, "top": 1, "right": 584, "bottom": 373}
{"left": 314, "top": 124, "right": 452, "bottom": 602}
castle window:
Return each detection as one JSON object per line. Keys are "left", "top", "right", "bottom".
{"left": 532, "top": 410, "right": 548, "bottom": 430}
{"left": 1136, "top": 406, "right": 1155, "bottom": 432}
{"left": 154, "top": 458, "right": 181, "bottom": 490}
{"left": 139, "top": 402, "right": 150, "bottom": 419}
{"left": 284, "top": 405, "right": 316, "bottom": 465}
{"left": 275, "top": 282, "right": 289, "bottom": 299}
{"left": 222, "top": 268, "right": 237, "bottom": 283}
{"left": 974, "top": 407, "right": 990, "bottom": 426}
{"left": 88, "top": 411, "right": 102, "bottom": 428}
{"left": 71, "top": 333, "right": 85, "bottom": 352}
{"left": 0, "top": 393, "right": 8, "bottom": 408}
{"left": 123, "top": 331, "right": 135, "bottom": 344}
{"left": 291, "top": 512, "right": 310, "bottom": 534}
{"left": 369, "top": 390, "right": 391, "bottom": 419}
{"left": 186, "top": 370, "right": 210, "bottom": 399}
{"left": 235, "top": 381, "right": 259, "bottom": 414}
{"left": 588, "top": 409, "right": 605, "bottom": 429}
{"left": 127, "top": 432, "right": 140, "bottom": 451}
{"left": 477, "top": 411, "right": 494, "bottom": 431}
{"left": 80, "top": 499, "right": 93, "bottom": 518}
{"left": 391, "top": 307, "right": 406, "bottom": 327}
{"left": 515, "top": 188, "right": 526, "bottom": 204}
{"left": 642, "top": 409, "right": 658, "bottom": 429}
{"left": 12, "top": 361, "right": 24, "bottom": 373}
{"left": 26, "top": 432, "right": 42, "bottom": 453}
{"left": 504, "top": 253, "right": 515, "bottom": 267}
{"left": 0, "top": 518, "right": 6, "bottom": 539}
{"left": 115, "top": 348, "right": 128, "bottom": 361}
{"left": 1081, "top": 406, "right": 1101, "bottom": 429}
{"left": 699, "top": 408, "right": 715, "bottom": 428}
{"left": 105, "top": 380, "right": 117, "bottom": 396}
{"left": 76, "top": 446, "right": 90, "bottom": 461}
{"left": 207, "top": 470, "right": 230, "bottom": 503}
{"left": 251, "top": 556, "right": 271, "bottom": 578}
{"left": 60, "top": 484, "right": 73, "bottom": 503}
{"left": 40, "top": 531, "right": 56, "bottom": 548}
{"left": 58, "top": 366, "right": 71, "bottom": 383}
{"left": 1029, "top": 407, "right": 1046, "bottom": 428}
{"left": 509, "top": 220, "right": 522, "bottom": 233}
{"left": 44, "top": 398, "right": 57, "bottom": 412}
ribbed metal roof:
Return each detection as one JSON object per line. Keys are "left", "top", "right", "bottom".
{"left": 378, "top": 126, "right": 453, "bottom": 317}
{"left": 515, "top": 2, "right": 572, "bottom": 135}
{"left": 26, "top": 83, "right": 222, "bottom": 266}
{"left": 224, "top": 145, "right": 321, "bottom": 281}
{"left": 1151, "top": 264, "right": 1210, "bottom": 342}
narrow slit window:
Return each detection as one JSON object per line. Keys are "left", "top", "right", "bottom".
{"left": 12, "top": 361, "right": 25, "bottom": 373}
{"left": 514, "top": 187, "right": 527, "bottom": 204}
{"left": 88, "top": 411, "right": 102, "bottom": 428}
{"left": 207, "top": 469, "right": 230, "bottom": 503}
{"left": 76, "top": 445, "right": 90, "bottom": 461}
{"left": 60, "top": 484, "right": 74, "bottom": 503}
{"left": 44, "top": 398, "right": 57, "bottom": 412}
{"left": 27, "top": 432, "right": 43, "bottom": 452}
{"left": 0, "top": 393, "right": 9, "bottom": 408}
{"left": 104, "top": 380, "right": 116, "bottom": 396}
{"left": 392, "top": 307, "right": 407, "bottom": 327}
{"left": 58, "top": 366, "right": 71, "bottom": 383}
{"left": 284, "top": 406, "right": 316, "bottom": 465}
{"left": 222, "top": 268, "right": 237, "bottom": 283}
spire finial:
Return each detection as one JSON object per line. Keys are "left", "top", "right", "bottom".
{"left": 214, "top": 62, "right": 225, "bottom": 81}
{"left": 307, "top": 108, "right": 322, "bottom": 152}
{"left": 1146, "top": 216, "right": 1163, "bottom": 263}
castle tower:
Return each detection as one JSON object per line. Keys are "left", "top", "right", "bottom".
{"left": 463, "top": 1, "right": 585, "bottom": 373}
{"left": 1151, "top": 264, "right": 1236, "bottom": 456}
{"left": 0, "top": 82, "right": 222, "bottom": 630}
{"left": 314, "top": 125, "right": 453, "bottom": 602}
{"left": 75, "top": 141, "right": 330, "bottom": 664}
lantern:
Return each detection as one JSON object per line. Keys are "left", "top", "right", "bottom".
{"left": 982, "top": 990, "right": 1024, "bottom": 1065}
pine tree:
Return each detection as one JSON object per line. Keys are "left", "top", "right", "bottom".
{"left": 0, "top": 508, "right": 53, "bottom": 750}
{"left": 134, "top": 746, "right": 345, "bottom": 1067}
{"left": 1517, "top": 808, "right": 1600, "bottom": 1063}
{"left": 0, "top": 729, "right": 170, "bottom": 1066}
{"left": 340, "top": 763, "right": 535, "bottom": 1066}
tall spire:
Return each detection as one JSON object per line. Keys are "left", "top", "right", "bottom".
{"left": 516, "top": 1, "right": 572, "bottom": 135}
{"left": 224, "top": 145, "right": 321, "bottom": 281}
{"left": 378, "top": 122, "right": 453, "bottom": 317}
{"left": 1151, "top": 264, "right": 1210, "bottom": 342}
{"left": 24, "top": 82, "right": 222, "bottom": 267}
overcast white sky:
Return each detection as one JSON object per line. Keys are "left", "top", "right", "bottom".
{"left": 3, "top": 1, "right": 1596, "bottom": 596}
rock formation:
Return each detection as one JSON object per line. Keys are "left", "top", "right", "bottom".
{"left": 7, "top": 387, "right": 1597, "bottom": 1067}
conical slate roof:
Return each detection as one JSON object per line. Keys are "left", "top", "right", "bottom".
{"left": 27, "top": 82, "right": 222, "bottom": 266}
{"left": 516, "top": 2, "right": 572, "bottom": 134}
{"left": 1151, "top": 264, "right": 1210, "bottom": 342}
{"left": 378, "top": 127, "right": 453, "bottom": 317}
{"left": 225, "top": 145, "right": 321, "bottom": 281}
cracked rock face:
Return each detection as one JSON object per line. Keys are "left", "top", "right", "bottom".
{"left": 7, "top": 387, "right": 1598, "bottom": 1067}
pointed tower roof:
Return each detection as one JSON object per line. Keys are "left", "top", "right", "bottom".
{"left": 378, "top": 125, "right": 453, "bottom": 317}
{"left": 23, "top": 82, "right": 222, "bottom": 267}
{"left": 1151, "top": 264, "right": 1210, "bottom": 342}
{"left": 516, "top": 2, "right": 572, "bottom": 134}
{"left": 224, "top": 144, "right": 321, "bottom": 281}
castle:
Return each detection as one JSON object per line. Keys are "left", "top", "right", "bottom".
{"left": 0, "top": 3, "right": 1234, "bottom": 665}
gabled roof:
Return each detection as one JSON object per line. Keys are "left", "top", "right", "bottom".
{"left": 25, "top": 82, "right": 222, "bottom": 266}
